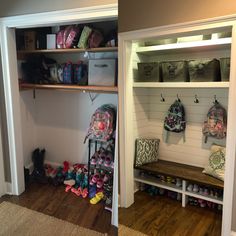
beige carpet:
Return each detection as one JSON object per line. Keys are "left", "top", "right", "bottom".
{"left": 119, "top": 224, "right": 148, "bottom": 236}
{"left": 0, "top": 201, "right": 106, "bottom": 236}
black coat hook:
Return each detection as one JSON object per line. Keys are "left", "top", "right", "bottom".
{"left": 176, "top": 94, "right": 181, "bottom": 102}
{"left": 214, "top": 95, "right": 219, "bottom": 104}
{"left": 160, "top": 93, "right": 165, "bottom": 102}
{"left": 194, "top": 94, "right": 199, "bottom": 103}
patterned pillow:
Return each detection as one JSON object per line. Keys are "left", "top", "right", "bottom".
{"left": 134, "top": 138, "right": 160, "bottom": 167}
{"left": 202, "top": 144, "right": 225, "bottom": 181}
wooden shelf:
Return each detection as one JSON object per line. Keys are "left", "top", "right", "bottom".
{"left": 136, "top": 38, "right": 231, "bottom": 55}
{"left": 19, "top": 83, "right": 118, "bottom": 93}
{"left": 133, "top": 82, "right": 229, "bottom": 88}
{"left": 17, "top": 47, "right": 118, "bottom": 55}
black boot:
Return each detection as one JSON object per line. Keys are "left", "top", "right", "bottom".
{"left": 32, "top": 148, "right": 47, "bottom": 184}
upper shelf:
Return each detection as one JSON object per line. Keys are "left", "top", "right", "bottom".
{"left": 136, "top": 38, "right": 231, "bottom": 55}
{"left": 17, "top": 47, "right": 118, "bottom": 55}
{"left": 19, "top": 83, "right": 118, "bottom": 94}
{"left": 133, "top": 82, "right": 229, "bottom": 88}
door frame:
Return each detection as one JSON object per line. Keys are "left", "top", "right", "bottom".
{"left": 118, "top": 14, "right": 236, "bottom": 236}
{"left": 0, "top": 3, "right": 117, "bottom": 194}
{"left": 0, "top": 118, "right": 6, "bottom": 197}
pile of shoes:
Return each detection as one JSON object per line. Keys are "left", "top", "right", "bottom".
{"left": 144, "top": 184, "right": 182, "bottom": 201}
{"left": 186, "top": 183, "right": 223, "bottom": 199}
{"left": 188, "top": 196, "right": 222, "bottom": 210}
{"left": 89, "top": 147, "right": 114, "bottom": 207}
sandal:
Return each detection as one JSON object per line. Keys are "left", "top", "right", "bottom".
{"left": 90, "top": 192, "right": 104, "bottom": 205}
{"left": 82, "top": 188, "right": 88, "bottom": 198}
{"left": 65, "top": 185, "right": 72, "bottom": 192}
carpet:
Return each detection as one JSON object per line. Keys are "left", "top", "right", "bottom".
{"left": 119, "top": 224, "right": 148, "bottom": 236}
{"left": 0, "top": 201, "right": 106, "bottom": 236}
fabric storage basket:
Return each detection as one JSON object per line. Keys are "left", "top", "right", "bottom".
{"left": 136, "top": 62, "right": 160, "bottom": 82}
{"left": 220, "top": 58, "right": 230, "bottom": 81}
{"left": 188, "top": 59, "right": 221, "bottom": 82}
{"left": 161, "top": 60, "right": 189, "bottom": 82}
{"left": 88, "top": 59, "right": 116, "bottom": 86}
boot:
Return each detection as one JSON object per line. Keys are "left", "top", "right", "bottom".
{"left": 32, "top": 148, "right": 47, "bottom": 183}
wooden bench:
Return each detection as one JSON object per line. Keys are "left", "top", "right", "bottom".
{"left": 134, "top": 160, "right": 224, "bottom": 189}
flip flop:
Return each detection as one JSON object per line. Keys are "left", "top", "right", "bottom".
{"left": 82, "top": 188, "right": 88, "bottom": 198}
{"left": 90, "top": 192, "right": 104, "bottom": 204}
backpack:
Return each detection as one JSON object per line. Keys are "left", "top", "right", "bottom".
{"left": 202, "top": 103, "right": 227, "bottom": 143}
{"left": 64, "top": 26, "right": 80, "bottom": 48}
{"left": 72, "top": 61, "right": 88, "bottom": 85}
{"left": 88, "top": 29, "right": 104, "bottom": 48}
{"left": 164, "top": 100, "right": 186, "bottom": 141}
{"left": 62, "top": 62, "right": 73, "bottom": 84}
{"left": 84, "top": 104, "right": 116, "bottom": 143}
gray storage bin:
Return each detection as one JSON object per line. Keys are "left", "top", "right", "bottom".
{"left": 161, "top": 61, "right": 189, "bottom": 82}
{"left": 188, "top": 59, "right": 221, "bottom": 82}
{"left": 220, "top": 58, "right": 230, "bottom": 81}
{"left": 137, "top": 62, "right": 160, "bottom": 82}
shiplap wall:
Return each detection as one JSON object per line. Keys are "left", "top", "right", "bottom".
{"left": 133, "top": 87, "right": 228, "bottom": 168}
{"left": 132, "top": 45, "right": 229, "bottom": 168}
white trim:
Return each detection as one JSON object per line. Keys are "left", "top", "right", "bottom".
{"left": 5, "top": 182, "right": 12, "bottom": 195}
{"left": 0, "top": 4, "right": 118, "bottom": 28}
{"left": 119, "top": 14, "right": 236, "bottom": 236}
{"left": 0, "top": 4, "right": 118, "bottom": 196}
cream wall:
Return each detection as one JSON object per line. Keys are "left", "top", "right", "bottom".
{"left": 119, "top": 0, "right": 236, "bottom": 32}
{"left": 0, "top": 0, "right": 116, "bottom": 17}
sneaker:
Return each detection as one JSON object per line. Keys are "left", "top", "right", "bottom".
{"left": 187, "top": 184, "right": 193, "bottom": 192}
{"left": 90, "top": 155, "right": 97, "bottom": 165}
{"left": 203, "top": 188, "right": 209, "bottom": 196}
{"left": 199, "top": 199, "right": 206, "bottom": 208}
{"left": 176, "top": 178, "right": 182, "bottom": 187}
{"left": 193, "top": 184, "right": 199, "bottom": 193}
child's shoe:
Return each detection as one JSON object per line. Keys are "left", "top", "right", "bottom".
{"left": 193, "top": 184, "right": 199, "bottom": 193}
{"left": 166, "top": 176, "right": 172, "bottom": 184}
{"left": 198, "top": 199, "right": 206, "bottom": 208}
{"left": 187, "top": 184, "right": 193, "bottom": 192}
{"left": 176, "top": 178, "right": 182, "bottom": 187}
{"left": 203, "top": 188, "right": 209, "bottom": 196}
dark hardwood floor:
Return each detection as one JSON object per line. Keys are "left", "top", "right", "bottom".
{"left": 119, "top": 191, "right": 222, "bottom": 236}
{"left": 0, "top": 183, "right": 117, "bottom": 236}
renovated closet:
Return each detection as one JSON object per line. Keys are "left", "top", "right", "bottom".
{"left": 119, "top": 21, "right": 236, "bottom": 235}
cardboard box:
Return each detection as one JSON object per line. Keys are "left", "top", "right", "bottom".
{"left": 24, "top": 31, "right": 36, "bottom": 50}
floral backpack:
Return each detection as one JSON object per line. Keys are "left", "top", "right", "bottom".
{"left": 84, "top": 104, "right": 116, "bottom": 143}
{"left": 202, "top": 103, "right": 227, "bottom": 143}
{"left": 164, "top": 100, "right": 186, "bottom": 142}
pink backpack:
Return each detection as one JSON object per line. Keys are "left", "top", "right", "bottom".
{"left": 84, "top": 104, "right": 116, "bottom": 143}
{"left": 56, "top": 30, "right": 64, "bottom": 49}
{"left": 88, "top": 30, "right": 104, "bottom": 48}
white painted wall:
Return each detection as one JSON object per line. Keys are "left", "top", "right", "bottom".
{"left": 20, "top": 90, "right": 117, "bottom": 166}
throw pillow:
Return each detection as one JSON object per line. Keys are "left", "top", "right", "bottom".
{"left": 202, "top": 144, "right": 225, "bottom": 181}
{"left": 134, "top": 138, "right": 160, "bottom": 167}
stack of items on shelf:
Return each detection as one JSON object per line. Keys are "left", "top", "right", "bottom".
{"left": 21, "top": 56, "right": 88, "bottom": 85}
{"left": 89, "top": 145, "right": 114, "bottom": 207}
{"left": 143, "top": 184, "right": 182, "bottom": 201}
{"left": 18, "top": 25, "right": 117, "bottom": 51}
{"left": 137, "top": 57, "right": 230, "bottom": 82}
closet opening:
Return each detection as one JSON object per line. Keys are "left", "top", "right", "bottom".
{"left": 0, "top": 5, "right": 118, "bottom": 233}
{"left": 119, "top": 23, "right": 236, "bottom": 236}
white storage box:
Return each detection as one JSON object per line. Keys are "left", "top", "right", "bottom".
{"left": 47, "top": 34, "right": 56, "bottom": 49}
{"left": 88, "top": 59, "right": 116, "bottom": 86}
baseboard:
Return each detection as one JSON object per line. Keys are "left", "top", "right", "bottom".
{"left": 25, "top": 160, "right": 62, "bottom": 175}
{"left": 231, "top": 231, "right": 236, "bottom": 236}
{"left": 5, "top": 182, "right": 12, "bottom": 195}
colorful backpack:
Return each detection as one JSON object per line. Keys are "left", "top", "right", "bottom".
{"left": 64, "top": 26, "right": 80, "bottom": 48}
{"left": 72, "top": 61, "right": 88, "bottom": 85}
{"left": 84, "top": 104, "right": 116, "bottom": 143}
{"left": 63, "top": 62, "right": 73, "bottom": 84}
{"left": 202, "top": 103, "right": 227, "bottom": 143}
{"left": 164, "top": 100, "right": 186, "bottom": 141}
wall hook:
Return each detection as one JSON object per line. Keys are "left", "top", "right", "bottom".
{"left": 160, "top": 93, "right": 165, "bottom": 102}
{"left": 176, "top": 94, "right": 181, "bottom": 102}
{"left": 214, "top": 95, "right": 219, "bottom": 104}
{"left": 194, "top": 94, "right": 199, "bottom": 103}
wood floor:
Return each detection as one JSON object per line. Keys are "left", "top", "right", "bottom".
{"left": 119, "top": 191, "right": 222, "bottom": 236}
{"left": 0, "top": 183, "right": 117, "bottom": 236}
